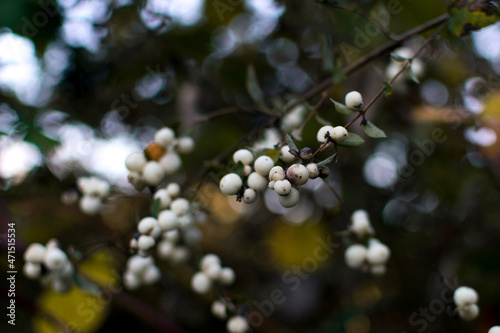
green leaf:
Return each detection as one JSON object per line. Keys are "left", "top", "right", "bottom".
{"left": 316, "top": 153, "right": 337, "bottom": 167}
{"left": 23, "top": 128, "right": 59, "bottom": 154}
{"left": 390, "top": 53, "right": 408, "bottom": 62}
{"left": 246, "top": 65, "right": 271, "bottom": 114}
{"left": 362, "top": 121, "right": 387, "bottom": 138}
{"left": 314, "top": 113, "right": 332, "bottom": 126}
{"left": 285, "top": 134, "right": 298, "bottom": 151}
{"left": 265, "top": 149, "right": 281, "bottom": 163}
{"left": 336, "top": 132, "right": 365, "bottom": 147}
{"left": 151, "top": 198, "right": 161, "bottom": 218}
{"left": 331, "top": 99, "right": 356, "bottom": 115}
{"left": 321, "top": 35, "right": 334, "bottom": 73}
{"left": 332, "top": 67, "right": 345, "bottom": 84}
{"left": 407, "top": 66, "right": 420, "bottom": 84}
{"left": 233, "top": 161, "right": 245, "bottom": 175}
{"left": 383, "top": 81, "right": 393, "bottom": 97}
{"left": 448, "top": 0, "right": 500, "bottom": 37}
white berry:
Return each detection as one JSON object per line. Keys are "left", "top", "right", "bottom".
{"left": 171, "top": 198, "right": 190, "bottom": 216}
{"left": 317, "top": 125, "right": 336, "bottom": 143}
{"left": 138, "top": 217, "right": 159, "bottom": 235}
{"left": 220, "top": 173, "right": 243, "bottom": 195}
{"left": 274, "top": 179, "right": 292, "bottom": 196}
{"left": 155, "top": 127, "right": 175, "bottom": 148}
{"left": 458, "top": 304, "right": 479, "bottom": 321}
{"left": 279, "top": 187, "right": 300, "bottom": 208}
{"left": 211, "top": 300, "right": 227, "bottom": 320}
{"left": 24, "top": 243, "right": 46, "bottom": 263}
{"left": 166, "top": 182, "right": 181, "bottom": 198}
{"left": 331, "top": 126, "right": 348, "bottom": 142}
{"left": 344, "top": 244, "right": 367, "bottom": 269}
{"left": 191, "top": 271, "right": 212, "bottom": 294}
{"left": 158, "top": 210, "right": 178, "bottom": 230}
{"left": 350, "top": 210, "right": 373, "bottom": 238}
{"left": 243, "top": 188, "right": 257, "bottom": 204}
{"left": 254, "top": 156, "right": 274, "bottom": 177}
{"left": 142, "top": 265, "right": 161, "bottom": 285}
{"left": 200, "top": 254, "right": 221, "bottom": 271}
{"left": 123, "top": 271, "right": 141, "bottom": 290}
{"left": 159, "top": 153, "right": 182, "bottom": 175}
{"left": 153, "top": 189, "right": 172, "bottom": 209}
{"left": 157, "top": 240, "right": 174, "bottom": 259}
{"left": 127, "top": 255, "right": 153, "bottom": 274}
{"left": 366, "top": 239, "right": 391, "bottom": 265}
{"left": 79, "top": 195, "right": 101, "bottom": 216}
{"left": 269, "top": 166, "right": 285, "bottom": 181}
{"left": 247, "top": 172, "right": 268, "bottom": 192}
{"left": 306, "top": 163, "right": 319, "bottom": 179}
{"left": 227, "top": 315, "right": 249, "bottom": 333}
{"left": 23, "top": 262, "right": 41, "bottom": 279}
{"left": 176, "top": 137, "right": 195, "bottom": 154}
{"left": 125, "top": 152, "right": 147, "bottom": 172}
{"left": 44, "top": 248, "right": 68, "bottom": 271}
{"left": 286, "top": 163, "right": 309, "bottom": 185}
{"left": 233, "top": 149, "right": 254, "bottom": 165}
{"left": 345, "top": 91, "right": 363, "bottom": 109}
{"left": 489, "top": 327, "right": 500, "bottom": 333}
{"left": 280, "top": 145, "right": 297, "bottom": 164}
{"left": 138, "top": 235, "right": 156, "bottom": 251}
{"left": 143, "top": 161, "right": 166, "bottom": 186}
{"left": 454, "top": 287, "right": 479, "bottom": 307}
{"left": 219, "top": 267, "right": 236, "bottom": 285}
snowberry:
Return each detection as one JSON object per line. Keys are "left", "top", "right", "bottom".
{"left": 489, "top": 327, "right": 500, "bottom": 333}
{"left": 23, "top": 262, "right": 41, "bottom": 279}
{"left": 79, "top": 195, "right": 101, "bottom": 216}
{"left": 130, "top": 238, "right": 138, "bottom": 250}
{"left": 166, "top": 182, "right": 181, "bottom": 198}
{"left": 280, "top": 145, "right": 298, "bottom": 164}
{"left": 59, "top": 261, "right": 74, "bottom": 278}
{"left": 125, "top": 152, "right": 147, "bottom": 172}
{"left": 138, "top": 217, "right": 159, "bottom": 235}
{"left": 243, "top": 188, "right": 257, "bottom": 204}
{"left": 286, "top": 163, "right": 309, "bottom": 185}
{"left": 233, "top": 149, "right": 254, "bottom": 165}
{"left": 138, "top": 235, "right": 156, "bottom": 251}
{"left": 220, "top": 173, "right": 243, "bottom": 195}
{"left": 458, "top": 304, "right": 479, "bottom": 321}
{"left": 241, "top": 165, "right": 252, "bottom": 176}
{"left": 143, "top": 161, "right": 166, "bottom": 186}
{"left": 344, "top": 244, "right": 367, "bottom": 269}
{"left": 123, "top": 271, "right": 141, "bottom": 290}
{"left": 211, "top": 300, "right": 227, "bottom": 320}
{"left": 153, "top": 189, "right": 172, "bottom": 209}
{"left": 52, "top": 278, "right": 71, "bottom": 293}
{"left": 171, "top": 198, "right": 190, "bottom": 216}
{"left": 345, "top": 91, "right": 363, "bottom": 109}
{"left": 128, "top": 172, "right": 146, "bottom": 191}
{"left": 142, "top": 265, "right": 161, "bottom": 285}
{"left": 350, "top": 210, "right": 374, "bottom": 238}
{"left": 366, "top": 240, "right": 391, "bottom": 265}
{"left": 254, "top": 156, "right": 274, "bottom": 177}
{"left": 274, "top": 180, "right": 292, "bottom": 196}
{"left": 227, "top": 315, "right": 249, "bottom": 333}
{"left": 127, "top": 255, "right": 153, "bottom": 274}
{"left": 191, "top": 272, "right": 212, "bottom": 294}
{"left": 219, "top": 267, "right": 236, "bottom": 285}
{"left": 176, "top": 137, "right": 195, "bottom": 154}
{"left": 248, "top": 172, "right": 268, "bottom": 192}
{"left": 306, "top": 163, "right": 319, "bottom": 179}
{"left": 279, "top": 187, "right": 300, "bottom": 208}
{"left": 371, "top": 264, "right": 387, "bottom": 276}
{"left": 24, "top": 243, "right": 46, "bottom": 263}
{"left": 155, "top": 127, "right": 175, "bottom": 148}
{"left": 331, "top": 126, "right": 348, "bottom": 142}
{"left": 317, "top": 125, "right": 335, "bottom": 143}
{"left": 454, "top": 286, "right": 479, "bottom": 307}
{"left": 44, "top": 248, "right": 68, "bottom": 271}
{"left": 171, "top": 246, "right": 190, "bottom": 263}
{"left": 157, "top": 240, "right": 174, "bottom": 259}
{"left": 178, "top": 214, "right": 194, "bottom": 228}
{"left": 163, "top": 229, "right": 180, "bottom": 242}
{"left": 269, "top": 166, "right": 285, "bottom": 181}
{"left": 158, "top": 210, "right": 178, "bottom": 230}
{"left": 268, "top": 181, "right": 276, "bottom": 190}
{"left": 159, "top": 153, "right": 182, "bottom": 175}
{"left": 299, "top": 147, "right": 313, "bottom": 160}
{"left": 205, "top": 264, "right": 222, "bottom": 280}
{"left": 281, "top": 105, "right": 304, "bottom": 132}
{"left": 200, "top": 254, "right": 221, "bottom": 271}
{"left": 319, "top": 166, "right": 330, "bottom": 178}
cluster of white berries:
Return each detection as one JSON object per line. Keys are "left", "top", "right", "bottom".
{"left": 344, "top": 210, "right": 390, "bottom": 275}
{"left": 211, "top": 300, "right": 250, "bottom": 333}
{"left": 76, "top": 177, "right": 110, "bottom": 216}
{"left": 123, "top": 255, "right": 161, "bottom": 290}
{"left": 281, "top": 105, "right": 306, "bottom": 133}
{"left": 385, "top": 46, "right": 424, "bottom": 85}
{"left": 126, "top": 127, "right": 195, "bottom": 189}
{"left": 23, "top": 239, "right": 74, "bottom": 293}
{"left": 191, "top": 254, "right": 235, "bottom": 294}
{"left": 219, "top": 150, "right": 274, "bottom": 204}
{"left": 453, "top": 286, "right": 480, "bottom": 321}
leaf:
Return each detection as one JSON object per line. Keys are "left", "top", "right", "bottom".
{"left": 362, "top": 121, "right": 387, "bottom": 138}
{"left": 23, "top": 127, "right": 59, "bottom": 154}
{"left": 390, "top": 53, "right": 408, "bottom": 62}
{"left": 407, "top": 65, "right": 420, "bottom": 84}
{"left": 331, "top": 99, "right": 356, "bottom": 115}
{"left": 314, "top": 113, "right": 333, "bottom": 126}
{"left": 285, "top": 134, "right": 298, "bottom": 151}
{"left": 265, "top": 148, "right": 281, "bottom": 163}
{"left": 233, "top": 161, "right": 245, "bottom": 175}
{"left": 316, "top": 153, "right": 337, "bottom": 167}
{"left": 448, "top": 0, "right": 500, "bottom": 37}
{"left": 332, "top": 66, "right": 345, "bottom": 84}
{"left": 151, "top": 197, "right": 161, "bottom": 218}
{"left": 246, "top": 65, "right": 271, "bottom": 114}
{"left": 321, "top": 35, "right": 334, "bottom": 73}
{"left": 383, "top": 81, "right": 393, "bottom": 97}
{"left": 336, "top": 132, "right": 365, "bottom": 147}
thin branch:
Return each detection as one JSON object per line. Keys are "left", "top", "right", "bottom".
{"left": 179, "top": 107, "right": 258, "bottom": 134}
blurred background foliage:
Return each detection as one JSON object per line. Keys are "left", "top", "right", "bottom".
{"left": 1, "top": 0, "right": 500, "bottom": 332}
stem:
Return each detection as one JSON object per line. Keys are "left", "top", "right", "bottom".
{"left": 179, "top": 107, "right": 257, "bottom": 134}
{"left": 344, "top": 19, "right": 449, "bottom": 129}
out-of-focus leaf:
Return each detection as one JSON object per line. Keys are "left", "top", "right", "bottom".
{"left": 316, "top": 153, "right": 337, "bottom": 167}
{"left": 321, "top": 35, "right": 334, "bottom": 73}
{"left": 151, "top": 197, "right": 161, "bottom": 218}
{"left": 390, "top": 53, "right": 408, "bottom": 62}
{"left": 331, "top": 99, "right": 356, "bottom": 115}
{"left": 336, "top": 132, "right": 365, "bottom": 147}
{"left": 265, "top": 149, "right": 281, "bottom": 163}
{"left": 315, "top": 113, "right": 333, "bottom": 126}
{"left": 286, "top": 134, "right": 298, "bottom": 151}
{"left": 362, "top": 121, "right": 387, "bottom": 138}
{"left": 448, "top": 0, "right": 500, "bottom": 36}
{"left": 24, "top": 128, "right": 59, "bottom": 154}
{"left": 383, "top": 81, "right": 393, "bottom": 97}
{"left": 246, "top": 65, "right": 271, "bottom": 115}
{"left": 407, "top": 65, "right": 420, "bottom": 84}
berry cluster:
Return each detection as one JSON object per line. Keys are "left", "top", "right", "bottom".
{"left": 76, "top": 176, "right": 110, "bottom": 216}
{"left": 344, "top": 210, "right": 391, "bottom": 275}
{"left": 126, "top": 127, "right": 195, "bottom": 189}
{"left": 190, "top": 253, "right": 235, "bottom": 295}
{"left": 123, "top": 254, "right": 161, "bottom": 290}
{"left": 23, "top": 239, "right": 75, "bottom": 293}
{"left": 453, "top": 286, "right": 480, "bottom": 321}
{"left": 211, "top": 300, "right": 250, "bottom": 333}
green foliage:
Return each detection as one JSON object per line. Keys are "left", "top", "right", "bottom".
{"left": 331, "top": 99, "right": 356, "bottom": 115}
{"left": 448, "top": 0, "right": 500, "bottom": 36}
{"left": 336, "top": 132, "right": 365, "bottom": 147}
{"left": 362, "top": 121, "right": 387, "bottom": 138}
